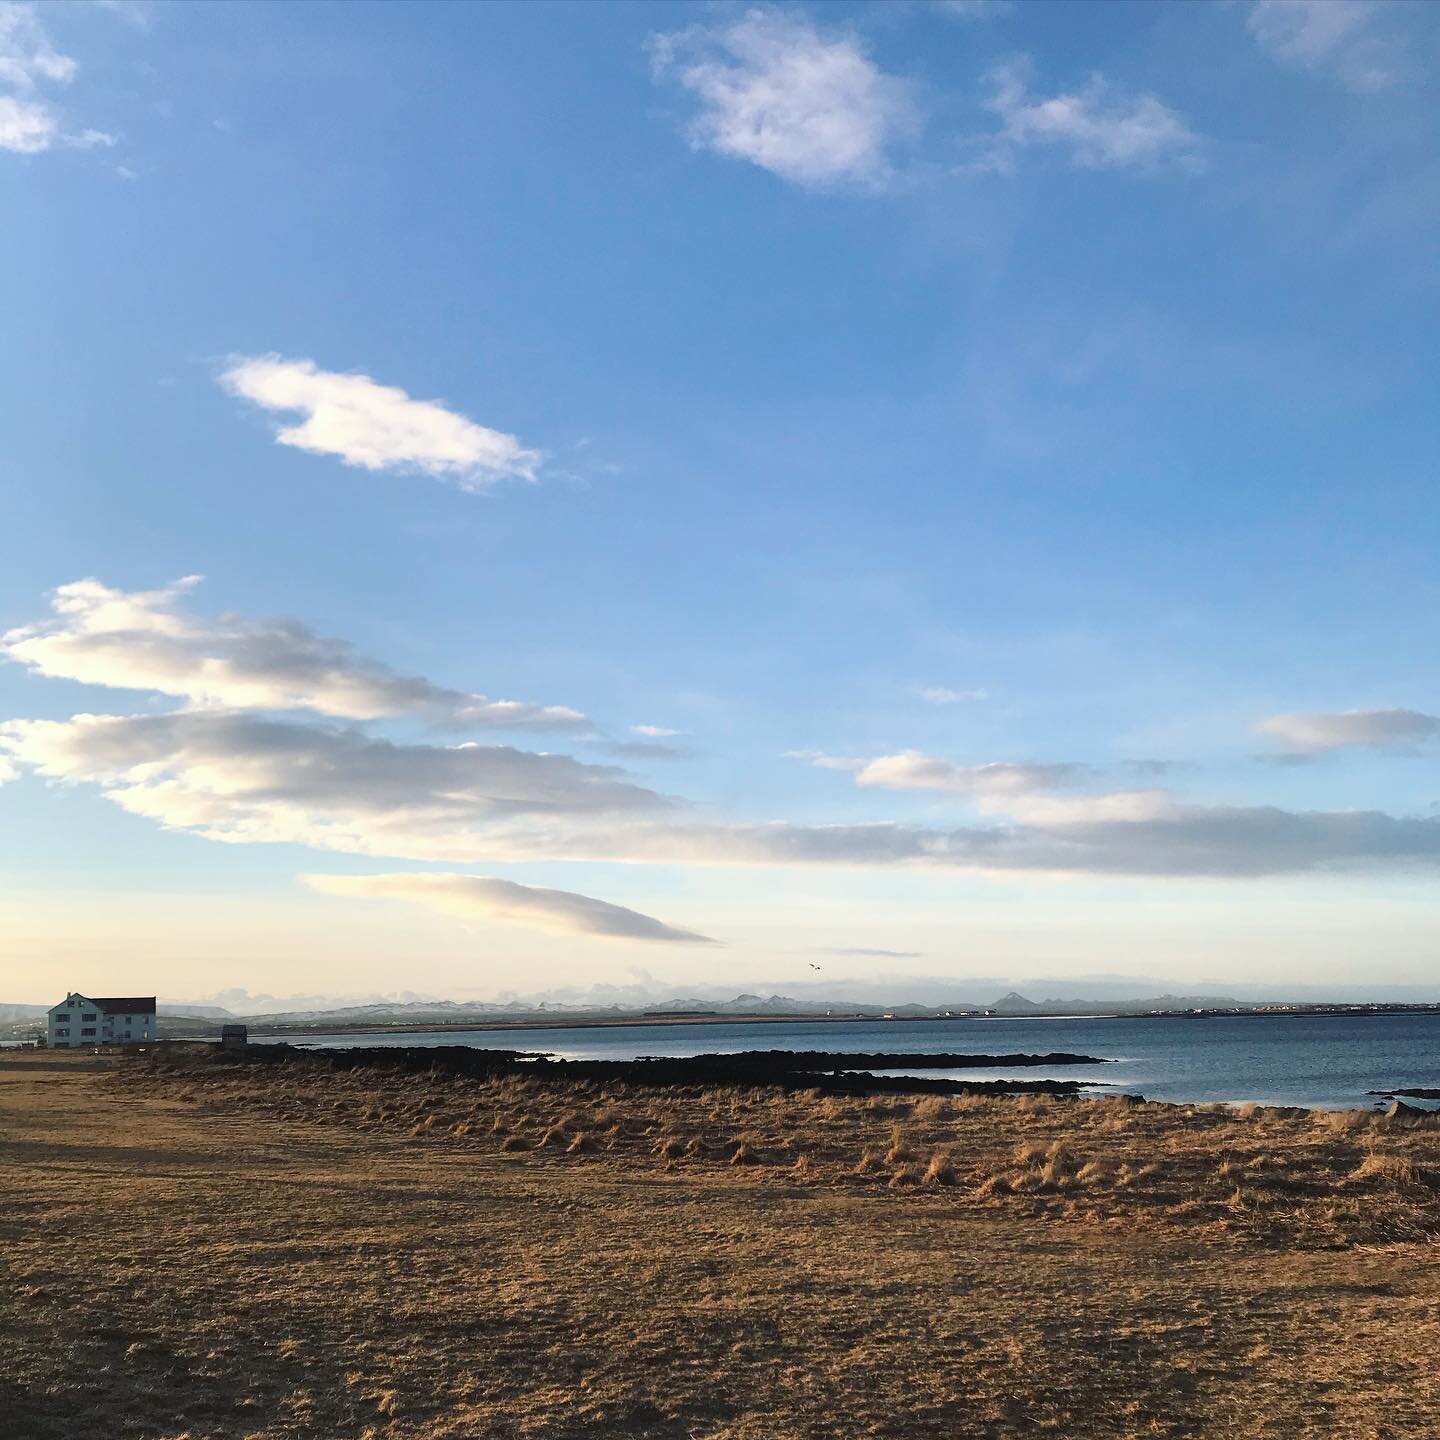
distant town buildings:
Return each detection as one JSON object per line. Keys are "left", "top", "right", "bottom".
{"left": 47, "top": 994, "right": 156, "bottom": 1048}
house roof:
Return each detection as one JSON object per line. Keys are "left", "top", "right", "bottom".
{"left": 92, "top": 996, "right": 157, "bottom": 1015}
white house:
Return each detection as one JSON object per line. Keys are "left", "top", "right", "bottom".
{"left": 47, "top": 994, "right": 157, "bottom": 1048}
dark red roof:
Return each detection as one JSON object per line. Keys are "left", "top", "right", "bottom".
{"left": 93, "top": 996, "right": 157, "bottom": 1014}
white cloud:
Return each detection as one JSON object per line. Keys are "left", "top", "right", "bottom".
{"left": 0, "top": 3, "right": 113, "bottom": 154}
{"left": 810, "top": 748, "right": 1176, "bottom": 825}
{"left": 918, "top": 685, "right": 987, "bottom": 705}
{"left": 1, "top": 578, "right": 586, "bottom": 729}
{"left": 218, "top": 356, "right": 541, "bottom": 488}
{"left": 787, "top": 749, "right": 865, "bottom": 771}
{"left": 0, "top": 710, "right": 670, "bottom": 858}
{"left": 303, "top": 872, "right": 717, "bottom": 944}
{"left": 8, "top": 598, "right": 1440, "bottom": 885}
{"left": 632, "top": 723, "right": 688, "bottom": 738}
{"left": 851, "top": 750, "right": 1082, "bottom": 797}
{"left": 936, "top": 0, "right": 1011, "bottom": 18}
{"left": 5, "top": 708, "right": 1440, "bottom": 879}
{"left": 983, "top": 61, "right": 1200, "bottom": 172}
{"left": 996, "top": 788, "right": 1179, "bottom": 827}
{"left": 0, "top": 92, "right": 51, "bottom": 151}
{"left": 651, "top": 9, "right": 914, "bottom": 189}
{"left": 0, "top": 4, "right": 77, "bottom": 90}
{"left": 1247, "top": 0, "right": 1397, "bottom": 92}
{"left": 1257, "top": 708, "right": 1440, "bottom": 754}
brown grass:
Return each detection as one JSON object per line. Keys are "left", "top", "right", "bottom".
{"left": 115, "top": 1054, "right": 1440, "bottom": 1250}
{"left": 4, "top": 1051, "right": 1440, "bottom": 1438}
{"left": 922, "top": 1150, "right": 958, "bottom": 1187}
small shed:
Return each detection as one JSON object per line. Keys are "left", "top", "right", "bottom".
{"left": 220, "top": 1024, "right": 248, "bottom": 1052}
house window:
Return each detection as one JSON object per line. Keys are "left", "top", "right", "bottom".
{"left": 81, "top": 1027, "right": 96, "bottom": 1036}
{"left": 54, "top": 1013, "right": 71, "bottom": 1022}
{"left": 82, "top": 1013, "right": 97, "bottom": 1022}
{"left": 55, "top": 1028, "right": 69, "bottom": 1037}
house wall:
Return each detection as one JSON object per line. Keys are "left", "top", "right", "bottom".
{"left": 47, "top": 993, "right": 155, "bottom": 1048}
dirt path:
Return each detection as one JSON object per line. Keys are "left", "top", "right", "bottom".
{"left": 3, "top": 1052, "right": 1438, "bottom": 1439}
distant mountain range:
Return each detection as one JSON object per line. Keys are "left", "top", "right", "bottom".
{"left": 7, "top": 983, "right": 1438, "bottom": 1038}
{"left": 150, "top": 989, "right": 1247, "bottom": 1027}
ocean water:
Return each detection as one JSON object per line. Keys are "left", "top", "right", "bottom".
{"left": 292, "top": 1012, "right": 1440, "bottom": 1110}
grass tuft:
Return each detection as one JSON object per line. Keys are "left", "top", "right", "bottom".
{"left": 884, "top": 1127, "right": 917, "bottom": 1165}
{"left": 922, "top": 1151, "right": 958, "bottom": 1187}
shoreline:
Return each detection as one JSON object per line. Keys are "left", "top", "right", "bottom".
{"left": 9, "top": 1002, "right": 1440, "bottom": 1048}
{"left": 240, "top": 1001, "right": 1440, "bottom": 1039}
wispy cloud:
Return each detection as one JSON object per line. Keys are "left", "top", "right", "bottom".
{"left": 935, "top": 0, "right": 1011, "bottom": 18}
{"left": 0, "top": 3, "right": 76, "bottom": 89}
{"left": 650, "top": 9, "right": 914, "bottom": 189}
{"left": 303, "top": 872, "right": 717, "bottom": 945}
{"left": 218, "top": 355, "right": 541, "bottom": 488}
{"left": 918, "top": 685, "right": 987, "bottom": 705}
{"left": 786, "top": 749, "right": 865, "bottom": 772}
{"left": 981, "top": 60, "right": 1201, "bottom": 172}
{"left": 818, "top": 946, "right": 924, "bottom": 959}
{"left": 848, "top": 750, "right": 1084, "bottom": 797}
{"left": 1247, "top": 0, "right": 1399, "bottom": 93}
{"left": 0, "top": 2, "right": 113, "bottom": 154}
{"left": 1, "top": 578, "right": 586, "bottom": 729}
{"left": 91, "top": 0, "right": 152, "bottom": 30}
{"left": 611, "top": 807, "right": 1440, "bottom": 880}
{"left": 1257, "top": 708, "right": 1440, "bottom": 754}
{"left": 632, "top": 723, "right": 688, "bottom": 738}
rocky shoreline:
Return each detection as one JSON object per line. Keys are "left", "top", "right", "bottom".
{"left": 246, "top": 1043, "right": 1110, "bottom": 1097}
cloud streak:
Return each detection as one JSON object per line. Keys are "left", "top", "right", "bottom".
{"left": 819, "top": 946, "right": 924, "bottom": 959}
{"left": 1, "top": 578, "right": 586, "bottom": 729}
{"left": 918, "top": 686, "right": 987, "bottom": 705}
{"left": 219, "top": 356, "right": 541, "bottom": 487}
{"left": 651, "top": 10, "right": 913, "bottom": 189}
{"left": 1257, "top": 708, "right": 1440, "bottom": 754}
{"left": 850, "top": 750, "right": 1084, "bottom": 797}
{"left": 982, "top": 61, "right": 1200, "bottom": 172}
{"left": 303, "top": 872, "right": 717, "bottom": 944}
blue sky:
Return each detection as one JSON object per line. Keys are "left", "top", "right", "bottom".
{"left": 3, "top": 0, "right": 1439, "bottom": 1004}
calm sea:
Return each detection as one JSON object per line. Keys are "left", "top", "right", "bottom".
{"left": 291, "top": 1012, "right": 1440, "bottom": 1111}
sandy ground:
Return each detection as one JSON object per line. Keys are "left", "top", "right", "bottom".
{"left": 4, "top": 1051, "right": 1440, "bottom": 1440}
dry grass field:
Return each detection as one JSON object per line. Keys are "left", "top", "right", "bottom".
{"left": 4, "top": 1049, "right": 1440, "bottom": 1439}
